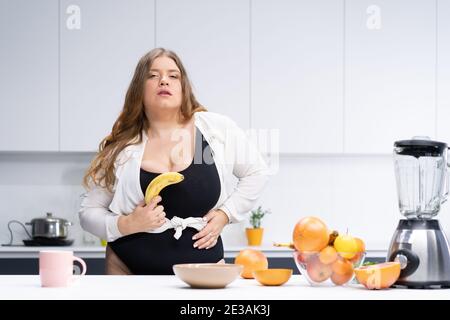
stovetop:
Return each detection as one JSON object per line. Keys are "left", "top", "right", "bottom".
{"left": 22, "top": 237, "right": 74, "bottom": 246}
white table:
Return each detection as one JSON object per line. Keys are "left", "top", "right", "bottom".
{"left": 0, "top": 275, "right": 448, "bottom": 300}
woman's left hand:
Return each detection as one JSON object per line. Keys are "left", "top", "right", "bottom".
{"left": 192, "top": 209, "right": 229, "bottom": 249}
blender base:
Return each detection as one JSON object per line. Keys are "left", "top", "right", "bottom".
{"left": 387, "top": 219, "right": 450, "bottom": 289}
{"left": 393, "top": 280, "right": 450, "bottom": 289}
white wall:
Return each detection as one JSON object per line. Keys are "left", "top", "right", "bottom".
{"left": 0, "top": 154, "right": 93, "bottom": 246}
{"left": 2, "top": 153, "right": 449, "bottom": 252}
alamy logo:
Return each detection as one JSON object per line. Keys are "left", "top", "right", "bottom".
{"left": 366, "top": 5, "right": 381, "bottom": 30}
{"left": 66, "top": 5, "right": 81, "bottom": 30}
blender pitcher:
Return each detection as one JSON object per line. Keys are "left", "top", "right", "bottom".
{"left": 393, "top": 136, "right": 449, "bottom": 219}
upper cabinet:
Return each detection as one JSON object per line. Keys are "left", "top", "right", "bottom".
{"left": 252, "top": 0, "right": 344, "bottom": 154}
{"left": 437, "top": 0, "right": 450, "bottom": 144}
{"left": 345, "top": 0, "right": 436, "bottom": 153}
{"left": 156, "top": 0, "right": 250, "bottom": 129}
{"left": 0, "top": 0, "right": 59, "bottom": 151}
{"left": 59, "top": 0, "right": 155, "bottom": 151}
{"left": 1, "top": 1, "right": 444, "bottom": 154}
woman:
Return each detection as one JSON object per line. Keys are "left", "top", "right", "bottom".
{"left": 79, "top": 48, "right": 269, "bottom": 275}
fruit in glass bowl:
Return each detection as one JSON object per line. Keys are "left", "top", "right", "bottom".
{"left": 293, "top": 249, "right": 366, "bottom": 286}
{"left": 285, "top": 215, "right": 367, "bottom": 286}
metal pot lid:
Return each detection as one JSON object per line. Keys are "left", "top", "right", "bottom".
{"left": 30, "top": 212, "right": 70, "bottom": 224}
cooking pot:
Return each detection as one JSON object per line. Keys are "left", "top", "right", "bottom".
{"left": 26, "top": 212, "right": 73, "bottom": 239}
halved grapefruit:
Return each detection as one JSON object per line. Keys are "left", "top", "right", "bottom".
{"left": 354, "top": 262, "right": 401, "bottom": 290}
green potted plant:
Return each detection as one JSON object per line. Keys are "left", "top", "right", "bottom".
{"left": 246, "top": 206, "right": 271, "bottom": 246}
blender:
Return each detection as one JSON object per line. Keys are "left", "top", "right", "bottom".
{"left": 388, "top": 137, "right": 450, "bottom": 288}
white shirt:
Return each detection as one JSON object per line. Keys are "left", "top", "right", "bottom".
{"left": 78, "top": 111, "right": 270, "bottom": 242}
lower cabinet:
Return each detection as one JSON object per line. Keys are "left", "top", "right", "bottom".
{"left": 0, "top": 257, "right": 383, "bottom": 275}
{"left": 0, "top": 258, "right": 105, "bottom": 275}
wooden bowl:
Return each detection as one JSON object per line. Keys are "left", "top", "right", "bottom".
{"left": 173, "top": 263, "right": 243, "bottom": 289}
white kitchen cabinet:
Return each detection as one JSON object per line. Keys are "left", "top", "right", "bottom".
{"left": 0, "top": 0, "right": 59, "bottom": 151}
{"left": 437, "top": 0, "right": 450, "bottom": 144}
{"left": 60, "top": 0, "right": 155, "bottom": 151}
{"left": 251, "top": 0, "right": 344, "bottom": 154}
{"left": 156, "top": 0, "right": 250, "bottom": 129}
{"left": 345, "top": 0, "right": 436, "bottom": 153}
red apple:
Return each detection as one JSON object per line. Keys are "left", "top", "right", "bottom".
{"left": 306, "top": 257, "right": 332, "bottom": 283}
{"left": 295, "top": 251, "right": 314, "bottom": 265}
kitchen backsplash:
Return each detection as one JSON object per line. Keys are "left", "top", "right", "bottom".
{"left": 0, "top": 153, "right": 92, "bottom": 246}
{"left": 1, "top": 152, "right": 450, "bottom": 251}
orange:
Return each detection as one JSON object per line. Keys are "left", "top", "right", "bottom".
{"left": 292, "top": 217, "right": 329, "bottom": 252}
{"left": 354, "top": 262, "right": 401, "bottom": 290}
{"left": 331, "top": 258, "right": 354, "bottom": 276}
{"left": 234, "top": 249, "right": 268, "bottom": 279}
{"left": 330, "top": 271, "right": 353, "bottom": 285}
{"left": 349, "top": 237, "right": 366, "bottom": 263}
{"left": 354, "top": 237, "right": 365, "bottom": 252}
{"left": 319, "top": 246, "right": 338, "bottom": 265}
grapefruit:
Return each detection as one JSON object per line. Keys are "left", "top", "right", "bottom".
{"left": 354, "top": 262, "right": 401, "bottom": 289}
{"left": 234, "top": 249, "right": 268, "bottom": 279}
{"left": 292, "top": 216, "right": 329, "bottom": 252}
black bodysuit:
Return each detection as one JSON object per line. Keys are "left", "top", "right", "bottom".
{"left": 108, "top": 128, "right": 223, "bottom": 275}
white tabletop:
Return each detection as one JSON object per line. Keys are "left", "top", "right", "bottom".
{"left": 0, "top": 275, "right": 448, "bottom": 300}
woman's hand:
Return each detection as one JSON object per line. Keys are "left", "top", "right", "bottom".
{"left": 118, "top": 196, "right": 166, "bottom": 236}
{"left": 192, "top": 209, "right": 229, "bottom": 249}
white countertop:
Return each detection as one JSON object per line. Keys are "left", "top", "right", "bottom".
{"left": 0, "top": 245, "right": 387, "bottom": 259}
{"left": 0, "top": 275, "right": 447, "bottom": 300}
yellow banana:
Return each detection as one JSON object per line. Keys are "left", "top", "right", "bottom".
{"left": 144, "top": 172, "right": 184, "bottom": 205}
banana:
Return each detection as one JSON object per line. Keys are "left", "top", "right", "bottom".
{"left": 144, "top": 172, "right": 184, "bottom": 205}
{"left": 273, "top": 242, "right": 295, "bottom": 249}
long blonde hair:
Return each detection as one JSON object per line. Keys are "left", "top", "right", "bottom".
{"left": 83, "top": 48, "right": 206, "bottom": 191}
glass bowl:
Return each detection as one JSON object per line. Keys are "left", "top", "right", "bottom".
{"left": 293, "top": 250, "right": 366, "bottom": 286}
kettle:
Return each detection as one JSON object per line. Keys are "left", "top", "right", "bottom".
{"left": 26, "top": 212, "right": 73, "bottom": 239}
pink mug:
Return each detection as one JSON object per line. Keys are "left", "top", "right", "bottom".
{"left": 39, "top": 250, "right": 87, "bottom": 287}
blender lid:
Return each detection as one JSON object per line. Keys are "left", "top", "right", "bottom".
{"left": 394, "top": 136, "right": 448, "bottom": 157}
{"left": 394, "top": 137, "right": 447, "bottom": 149}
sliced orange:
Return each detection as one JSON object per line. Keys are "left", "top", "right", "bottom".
{"left": 354, "top": 262, "right": 401, "bottom": 290}
{"left": 253, "top": 269, "right": 292, "bottom": 286}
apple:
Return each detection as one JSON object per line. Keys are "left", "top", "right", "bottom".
{"left": 306, "top": 257, "right": 332, "bottom": 283}
{"left": 295, "top": 251, "right": 314, "bottom": 265}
